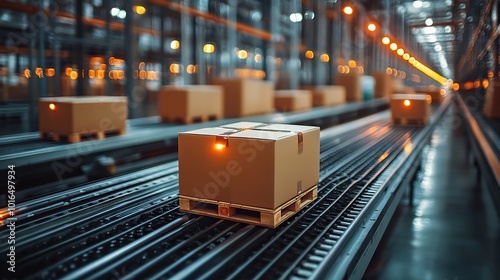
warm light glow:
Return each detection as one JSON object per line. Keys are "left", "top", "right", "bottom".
{"left": 305, "top": 50, "right": 314, "bottom": 59}
{"left": 390, "top": 43, "right": 398, "bottom": 51}
{"left": 49, "top": 103, "right": 56, "bottom": 111}
{"left": 88, "top": 69, "right": 95, "bottom": 78}
{"left": 35, "top": 67, "right": 43, "bottom": 78}
{"left": 254, "top": 54, "right": 262, "bottom": 63}
{"left": 139, "top": 62, "right": 145, "bottom": 70}
{"left": 187, "top": 64, "right": 196, "bottom": 74}
{"left": 70, "top": 70, "right": 78, "bottom": 80}
{"left": 403, "top": 53, "right": 410, "bottom": 60}
{"left": 473, "top": 80, "right": 480, "bottom": 88}
{"left": 338, "top": 65, "right": 345, "bottom": 74}
{"left": 133, "top": 5, "right": 146, "bottom": 15}
{"left": 381, "top": 37, "right": 390, "bottom": 45}
{"left": 343, "top": 6, "right": 353, "bottom": 15}
{"left": 403, "top": 99, "right": 411, "bottom": 107}
{"left": 427, "top": 95, "right": 432, "bottom": 104}
{"left": 24, "top": 68, "right": 31, "bottom": 78}
{"left": 237, "top": 50, "right": 248, "bottom": 59}
{"left": 348, "top": 60, "right": 356, "bottom": 68}
{"left": 203, "top": 43, "right": 215, "bottom": 54}
{"left": 99, "top": 64, "right": 106, "bottom": 70}
{"left": 215, "top": 143, "right": 225, "bottom": 150}
{"left": 139, "top": 70, "right": 146, "bottom": 79}
{"left": 397, "top": 48, "right": 404, "bottom": 56}
{"left": 168, "top": 40, "right": 179, "bottom": 50}
{"left": 320, "top": 53, "right": 330, "bottom": 62}
{"left": 452, "top": 83, "right": 460, "bottom": 91}
{"left": 386, "top": 67, "right": 393, "bottom": 75}
{"left": 97, "top": 70, "right": 105, "bottom": 79}
{"left": 367, "top": 23, "right": 377, "bottom": 32}
{"left": 170, "top": 63, "right": 180, "bottom": 74}
{"left": 46, "top": 68, "right": 55, "bottom": 77}
{"left": 408, "top": 57, "right": 415, "bottom": 64}
{"left": 378, "top": 152, "right": 389, "bottom": 162}
{"left": 482, "top": 79, "right": 489, "bottom": 89}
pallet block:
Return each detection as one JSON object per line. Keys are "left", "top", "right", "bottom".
{"left": 179, "top": 186, "right": 317, "bottom": 228}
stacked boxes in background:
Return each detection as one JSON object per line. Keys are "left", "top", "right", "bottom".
{"left": 484, "top": 78, "right": 500, "bottom": 118}
{"left": 274, "top": 90, "right": 313, "bottom": 112}
{"left": 335, "top": 72, "right": 362, "bottom": 102}
{"left": 39, "top": 96, "right": 127, "bottom": 143}
{"left": 415, "top": 86, "right": 446, "bottom": 104}
{"left": 211, "top": 78, "right": 274, "bottom": 118}
{"left": 371, "top": 71, "right": 393, "bottom": 98}
{"left": 301, "top": 85, "right": 346, "bottom": 107}
{"left": 390, "top": 93, "right": 431, "bottom": 126}
{"left": 158, "top": 85, "right": 223, "bottom": 124}
{"left": 178, "top": 122, "right": 320, "bottom": 227}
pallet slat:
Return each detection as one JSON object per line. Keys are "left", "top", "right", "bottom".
{"left": 40, "top": 128, "right": 126, "bottom": 143}
{"left": 179, "top": 185, "right": 318, "bottom": 228}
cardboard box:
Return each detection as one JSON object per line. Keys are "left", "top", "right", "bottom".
{"left": 211, "top": 78, "right": 274, "bottom": 117}
{"left": 335, "top": 72, "right": 362, "bottom": 102}
{"left": 178, "top": 122, "right": 320, "bottom": 210}
{"left": 372, "top": 71, "right": 393, "bottom": 98}
{"left": 484, "top": 79, "right": 500, "bottom": 118}
{"left": 415, "top": 86, "right": 446, "bottom": 104}
{"left": 274, "top": 90, "right": 313, "bottom": 112}
{"left": 390, "top": 94, "right": 430, "bottom": 125}
{"left": 301, "top": 86, "right": 346, "bottom": 107}
{"left": 39, "top": 96, "right": 127, "bottom": 141}
{"left": 158, "top": 85, "right": 223, "bottom": 123}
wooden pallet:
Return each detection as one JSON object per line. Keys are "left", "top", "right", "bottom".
{"left": 179, "top": 185, "right": 318, "bottom": 228}
{"left": 161, "top": 114, "right": 221, "bottom": 124}
{"left": 40, "top": 128, "right": 126, "bottom": 143}
{"left": 392, "top": 117, "right": 427, "bottom": 126}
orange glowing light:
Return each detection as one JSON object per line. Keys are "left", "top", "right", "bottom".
{"left": 390, "top": 43, "right": 398, "bottom": 51}
{"left": 381, "top": 37, "right": 390, "bottom": 45}
{"left": 367, "top": 23, "right": 377, "bottom": 32}
{"left": 427, "top": 95, "right": 432, "bottom": 104}
{"left": 343, "top": 6, "right": 353, "bottom": 15}
{"left": 49, "top": 103, "right": 56, "bottom": 111}
{"left": 133, "top": 5, "right": 146, "bottom": 15}
{"left": 215, "top": 143, "right": 225, "bottom": 150}
{"left": 305, "top": 50, "right": 314, "bottom": 59}
{"left": 403, "top": 99, "right": 411, "bottom": 107}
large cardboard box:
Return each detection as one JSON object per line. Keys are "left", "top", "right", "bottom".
{"left": 301, "top": 86, "right": 346, "bottom": 107}
{"left": 335, "top": 72, "right": 362, "bottom": 102}
{"left": 178, "top": 122, "right": 320, "bottom": 210}
{"left": 211, "top": 78, "right": 274, "bottom": 117}
{"left": 484, "top": 79, "right": 500, "bottom": 118}
{"left": 39, "top": 96, "right": 127, "bottom": 142}
{"left": 390, "top": 94, "right": 430, "bottom": 125}
{"left": 372, "top": 71, "right": 393, "bottom": 98}
{"left": 274, "top": 90, "right": 312, "bottom": 112}
{"left": 158, "top": 85, "right": 223, "bottom": 123}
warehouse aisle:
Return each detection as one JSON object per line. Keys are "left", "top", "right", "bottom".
{"left": 364, "top": 105, "right": 500, "bottom": 280}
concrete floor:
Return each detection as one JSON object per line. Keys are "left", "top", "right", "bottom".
{"left": 364, "top": 106, "right": 500, "bottom": 280}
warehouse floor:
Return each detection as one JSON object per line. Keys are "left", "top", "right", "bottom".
{"left": 364, "top": 106, "right": 500, "bottom": 280}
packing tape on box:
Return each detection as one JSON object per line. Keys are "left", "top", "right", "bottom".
{"left": 219, "top": 125, "right": 304, "bottom": 154}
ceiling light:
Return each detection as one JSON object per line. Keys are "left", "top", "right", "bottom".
{"left": 413, "top": 1, "right": 423, "bottom": 8}
{"left": 434, "top": 44, "right": 442, "bottom": 51}
{"left": 425, "top": 18, "right": 433, "bottom": 26}
{"left": 290, "top": 13, "right": 303, "bottom": 22}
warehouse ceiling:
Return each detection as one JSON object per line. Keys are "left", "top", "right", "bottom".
{"left": 395, "top": 0, "right": 466, "bottom": 79}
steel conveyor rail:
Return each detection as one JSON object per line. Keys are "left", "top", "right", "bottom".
{"left": 0, "top": 99, "right": 449, "bottom": 279}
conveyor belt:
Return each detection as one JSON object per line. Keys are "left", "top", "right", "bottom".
{"left": 0, "top": 98, "right": 450, "bottom": 279}
{"left": 0, "top": 98, "right": 388, "bottom": 168}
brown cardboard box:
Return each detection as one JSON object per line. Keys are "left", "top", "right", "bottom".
{"left": 301, "top": 86, "right": 346, "bottom": 107}
{"left": 39, "top": 96, "right": 127, "bottom": 139}
{"left": 274, "top": 90, "right": 312, "bottom": 112}
{"left": 484, "top": 79, "right": 500, "bottom": 118}
{"left": 158, "top": 85, "right": 223, "bottom": 123}
{"left": 371, "top": 71, "right": 393, "bottom": 98}
{"left": 390, "top": 94, "right": 430, "bottom": 125}
{"left": 178, "top": 121, "right": 320, "bottom": 210}
{"left": 335, "top": 72, "right": 362, "bottom": 102}
{"left": 211, "top": 78, "right": 274, "bottom": 117}
{"left": 415, "top": 86, "right": 446, "bottom": 104}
